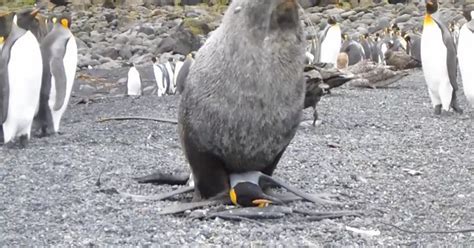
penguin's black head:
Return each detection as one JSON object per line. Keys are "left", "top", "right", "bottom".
{"left": 328, "top": 16, "right": 337, "bottom": 25}
{"left": 341, "top": 33, "right": 349, "bottom": 41}
{"left": 391, "top": 23, "right": 400, "bottom": 32}
{"left": 0, "top": 12, "right": 14, "bottom": 43}
{"left": 425, "top": 0, "right": 438, "bottom": 15}
{"left": 57, "top": 15, "right": 72, "bottom": 29}
{"left": 15, "top": 8, "right": 40, "bottom": 31}
{"left": 230, "top": 182, "right": 275, "bottom": 208}
{"left": 403, "top": 33, "right": 411, "bottom": 42}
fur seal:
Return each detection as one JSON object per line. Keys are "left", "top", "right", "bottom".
{"left": 178, "top": 0, "right": 305, "bottom": 202}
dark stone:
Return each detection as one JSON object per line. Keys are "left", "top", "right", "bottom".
{"left": 99, "top": 47, "right": 120, "bottom": 60}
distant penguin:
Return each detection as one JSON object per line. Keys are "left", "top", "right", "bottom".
{"left": 14, "top": 8, "right": 48, "bottom": 42}
{"left": 34, "top": 14, "right": 78, "bottom": 136}
{"left": 457, "top": 7, "right": 474, "bottom": 108}
{"left": 164, "top": 59, "right": 176, "bottom": 95}
{"left": 421, "top": 0, "right": 462, "bottom": 115}
{"left": 0, "top": 13, "right": 11, "bottom": 52}
{"left": 404, "top": 32, "right": 421, "bottom": 62}
{"left": 448, "top": 21, "right": 460, "bottom": 47}
{"left": 0, "top": 11, "right": 43, "bottom": 146}
{"left": 173, "top": 59, "right": 184, "bottom": 92}
{"left": 319, "top": 16, "right": 341, "bottom": 66}
{"left": 152, "top": 57, "right": 169, "bottom": 97}
{"left": 305, "top": 51, "right": 315, "bottom": 64}
{"left": 340, "top": 37, "right": 365, "bottom": 66}
{"left": 127, "top": 63, "right": 141, "bottom": 96}
{"left": 176, "top": 53, "right": 194, "bottom": 94}
{"left": 371, "top": 33, "right": 382, "bottom": 63}
{"left": 359, "top": 34, "right": 372, "bottom": 60}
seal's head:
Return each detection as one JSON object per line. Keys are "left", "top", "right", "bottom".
{"left": 225, "top": 0, "right": 301, "bottom": 38}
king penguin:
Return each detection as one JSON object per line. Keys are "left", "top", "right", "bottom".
{"left": 151, "top": 57, "right": 167, "bottom": 97}
{"left": 34, "top": 14, "right": 77, "bottom": 136}
{"left": 319, "top": 16, "right": 342, "bottom": 66}
{"left": 0, "top": 10, "right": 43, "bottom": 146}
{"left": 176, "top": 53, "right": 194, "bottom": 94}
{"left": 127, "top": 63, "right": 141, "bottom": 96}
{"left": 421, "top": 0, "right": 462, "bottom": 115}
{"left": 457, "top": 4, "right": 474, "bottom": 108}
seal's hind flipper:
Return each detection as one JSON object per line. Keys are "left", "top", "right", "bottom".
{"left": 119, "top": 186, "right": 194, "bottom": 202}
{"left": 205, "top": 206, "right": 293, "bottom": 221}
{"left": 157, "top": 198, "right": 230, "bottom": 215}
{"left": 134, "top": 172, "right": 190, "bottom": 185}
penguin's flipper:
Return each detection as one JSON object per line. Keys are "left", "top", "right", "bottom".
{"left": 434, "top": 18, "right": 458, "bottom": 91}
{"left": 176, "top": 57, "right": 192, "bottom": 94}
{"left": 0, "top": 64, "right": 9, "bottom": 124}
{"left": 258, "top": 173, "right": 342, "bottom": 205}
{"left": 467, "top": 21, "right": 474, "bottom": 33}
{"left": 49, "top": 57, "right": 67, "bottom": 111}
{"left": 50, "top": 56, "right": 68, "bottom": 111}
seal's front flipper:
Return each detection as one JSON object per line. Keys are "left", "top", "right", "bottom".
{"left": 134, "top": 172, "right": 190, "bottom": 185}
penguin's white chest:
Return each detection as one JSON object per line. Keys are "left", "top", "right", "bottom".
{"left": 421, "top": 24, "right": 450, "bottom": 92}
{"left": 173, "top": 61, "right": 184, "bottom": 89}
{"left": 458, "top": 25, "right": 474, "bottom": 107}
{"left": 320, "top": 25, "right": 341, "bottom": 65}
{"left": 153, "top": 64, "right": 165, "bottom": 96}
{"left": 127, "top": 67, "right": 141, "bottom": 96}
{"left": 165, "top": 62, "right": 175, "bottom": 94}
{"left": 3, "top": 31, "right": 42, "bottom": 143}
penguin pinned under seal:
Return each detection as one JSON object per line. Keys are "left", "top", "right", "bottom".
{"left": 34, "top": 14, "right": 78, "bottom": 136}
{"left": 457, "top": 5, "right": 474, "bottom": 108}
{"left": 126, "top": 63, "right": 141, "bottom": 96}
{"left": 421, "top": 0, "right": 462, "bottom": 115}
{"left": 0, "top": 10, "right": 43, "bottom": 146}
{"left": 179, "top": 0, "right": 307, "bottom": 202}
{"left": 319, "top": 16, "right": 342, "bottom": 66}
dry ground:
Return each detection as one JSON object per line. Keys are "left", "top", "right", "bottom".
{"left": 1, "top": 69, "right": 473, "bottom": 246}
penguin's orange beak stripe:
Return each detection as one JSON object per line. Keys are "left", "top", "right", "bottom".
{"left": 252, "top": 199, "right": 272, "bottom": 208}
{"left": 30, "top": 8, "right": 40, "bottom": 16}
{"left": 229, "top": 188, "right": 238, "bottom": 206}
{"left": 61, "top": 19, "right": 69, "bottom": 29}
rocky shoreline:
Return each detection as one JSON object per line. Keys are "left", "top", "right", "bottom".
{"left": 53, "top": 1, "right": 465, "bottom": 98}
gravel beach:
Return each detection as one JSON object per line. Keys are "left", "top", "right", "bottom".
{"left": 1, "top": 69, "right": 473, "bottom": 246}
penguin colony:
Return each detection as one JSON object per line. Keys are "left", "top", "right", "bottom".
{"left": 315, "top": 15, "right": 422, "bottom": 68}
{"left": 311, "top": 1, "right": 474, "bottom": 115}
{"left": 0, "top": 9, "right": 77, "bottom": 146}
